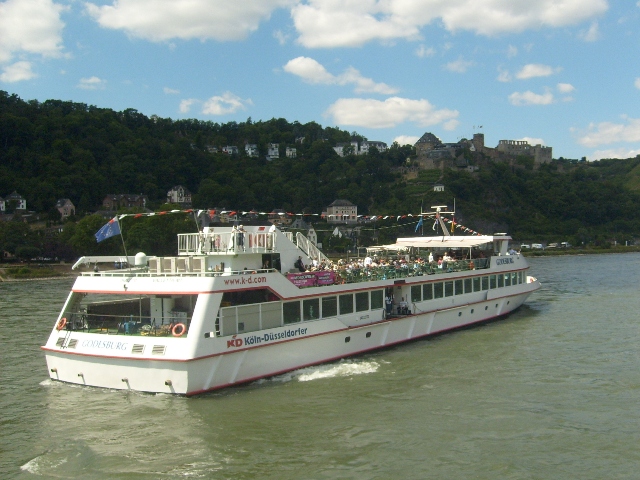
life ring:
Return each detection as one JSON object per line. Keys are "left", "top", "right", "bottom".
{"left": 56, "top": 317, "right": 67, "bottom": 330}
{"left": 172, "top": 323, "right": 186, "bottom": 337}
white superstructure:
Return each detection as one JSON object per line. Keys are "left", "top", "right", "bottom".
{"left": 43, "top": 222, "right": 540, "bottom": 395}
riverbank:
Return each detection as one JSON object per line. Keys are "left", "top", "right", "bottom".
{"left": 521, "top": 245, "right": 640, "bottom": 257}
{"left": 0, "top": 263, "right": 78, "bottom": 281}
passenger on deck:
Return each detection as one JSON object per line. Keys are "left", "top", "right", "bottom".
{"left": 295, "top": 256, "right": 305, "bottom": 272}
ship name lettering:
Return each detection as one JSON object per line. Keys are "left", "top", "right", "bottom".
{"left": 81, "top": 340, "right": 128, "bottom": 350}
{"left": 496, "top": 258, "right": 514, "bottom": 265}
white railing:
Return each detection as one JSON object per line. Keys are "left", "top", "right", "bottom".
{"left": 178, "top": 232, "right": 277, "bottom": 255}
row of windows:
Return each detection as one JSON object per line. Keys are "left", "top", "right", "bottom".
{"left": 411, "top": 271, "right": 525, "bottom": 302}
{"left": 281, "top": 270, "right": 525, "bottom": 325}
{"left": 283, "top": 290, "right": 384, "bottom": 324}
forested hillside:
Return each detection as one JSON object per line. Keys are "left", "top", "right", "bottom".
{"left": 2, "top": 90, "right": 640, "bottom": 260}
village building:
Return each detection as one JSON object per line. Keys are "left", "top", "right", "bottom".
{"left": 166, "top": 185, "right": 192, "bottom": 207}
{"left": 245, "top": 144, "right": 259, "bottom": 157}
{"left": 102, "top": 194, "right": 147, "bottom": 210}
{"left": 4, "top": 191, "right": 27, "bottom": 211}
{"left": 55, "top": 199, "right": 76, "bottom": 219}
{"left": 326, "top": 199, "right": 358, "bottom": 225}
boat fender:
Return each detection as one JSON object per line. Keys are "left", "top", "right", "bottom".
{"left": 172, "top": 323, "right": 186, "bottom": 337}
{"left": 56, "top": 317, "right": 67, "bottom": 330}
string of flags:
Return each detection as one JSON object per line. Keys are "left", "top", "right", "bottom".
{"left": 97, "top": 208, "right": 483, "bottom": 239}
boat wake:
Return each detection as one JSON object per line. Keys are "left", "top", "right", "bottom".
{"left": 260, "top": 359, "right": 380, "bottom": 385}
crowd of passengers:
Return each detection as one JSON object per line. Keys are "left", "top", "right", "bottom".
{"left": 293, "top": 249, "right": 504, "bottom": 277}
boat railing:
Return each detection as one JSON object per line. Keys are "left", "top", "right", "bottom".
{"left": 79, "top": 268, "right": 278, "bottom": 277}
{"left": 289, "top": 257, "right": 491, "bottom": 287}
{"left": 339, "top": 257, "right": 489, "bottom": 283}
{"left": 58, "top": 311, "right": 192, "bottom": 337}
{"left": 177, "top": 231, "right": 277, "bottom": 255}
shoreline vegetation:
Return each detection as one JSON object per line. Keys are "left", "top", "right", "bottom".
{"left": 3, "top": 245, "right": 640, "bottom": 281}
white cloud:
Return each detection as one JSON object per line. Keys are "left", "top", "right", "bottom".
{"left": 577, "top": 116, "right": 640, "bottom": 147}
{"left": 515, "top": 64, "right": 560, "bottom": 79}
{"left": 635, "top": 78, "right": 640, "bottom": 89}
{"left": 179, "top": 98, "right": 197, "bottom": 113}
{"left": 508, "top": 90, "right": 554, "bottom": 106}
{"left": 85, "top": 0, "right": 295, "bottom": 42}
{"left": 291, "top": 0, "right": 609, "bottom": 48}
{"left": 415, "top": 44, "right": 435, "bottom": 58}
{"left": 0, "top": 61, "right": 36, "bottom": 82}
{"left": 77, "top": 76, "right": 107, "bottom": 90}
{"left": 589, "top": 148, "right": 640, "bottom": 161}
{"left": 0, "top": 0, "right": 66, "bottom": 63}
{"left": 324, "top": 96, "right": 459, "bottom": 129}
{"left": 394, "top": 135, "right": 420, "bottom": 146}
{"left": 202, "top": 92, "right": 252, "bottom": 115}
{"left": 273, "top": 30, "right": 289, "bottom": 45}
{"left": 163, "top": 87, "right": 180, "bottom": 94}
{"left": 497, "top": 67, "right": 512, "bottom": 82}
{"left": 507, "top": 45, "right": 518, "bottom": 58}
{"left": 578, "top": 21, "right": 600, "bottom": 42}
{"left": 444, "top": 57, "right": 474, "bottom": 73}
{"left": 557, "top": 82, "right": 575, "bottom": 93}
{"left": 283, "top": 56, "right": 398, "bottom": 94}
{"left": 521, "top": 136, "right": 545, "bottom": 146}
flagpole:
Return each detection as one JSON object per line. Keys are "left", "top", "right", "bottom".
{"left": 116, "top": 216, "right": 130, "bottom": 270}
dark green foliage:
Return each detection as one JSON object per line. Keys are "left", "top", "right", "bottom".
{"left": 2, "top": 90, "right": 640, "bottom": 256}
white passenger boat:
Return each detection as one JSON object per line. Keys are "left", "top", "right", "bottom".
{"left": 43, "top": 214, "right": 540, "bottom": 395}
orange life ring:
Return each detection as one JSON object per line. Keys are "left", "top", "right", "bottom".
{"left": 172, "top": 323, "right": 186, "bottom": 337}
{"left": 56, "top": 317, "right": 67, "bottom": 330}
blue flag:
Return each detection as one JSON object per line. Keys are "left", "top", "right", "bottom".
{"left": 415, "top": 217, "right": 423, "bottom": 232}
{"left": 95, "top": 216, "right": 121, "bottom": 242}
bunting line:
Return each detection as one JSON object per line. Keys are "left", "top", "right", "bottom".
{"left": 110, "top": 209, "right": 483, "bottom": 235}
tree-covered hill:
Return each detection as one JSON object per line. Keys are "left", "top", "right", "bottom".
{"left": 2, "top": 90, "right": 640, "bottom": 259}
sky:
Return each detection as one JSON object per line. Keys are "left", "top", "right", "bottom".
{"left": 1, "top": 0, "right": 639, "bottom": 161}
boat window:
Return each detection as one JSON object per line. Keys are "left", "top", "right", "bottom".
{"left": 473, "top": 277, "right": 481, "bottom": 291}
{"left": 512, "top": 272, "right": 518, "bottom": 285}
{"left": 433, "top": 282, "right": 444, "bottom": 298}
{"left": 498, "top": 274, "right": 504, "bottom": 288}
{"left": 322, "top": 296, "right": 337, "bottom": 318}
{"left": 355, "top": 292, "right": 369, "bottom": 312}
{"left": 444, "top": 281, "right": 453, "bottom": 297}
{"left": 222, "top": 289, "right": 272, "bottom": 306}
{"left": 63, "top": 293, "right": 198, "bottom": 336}
{"left": 519, "top": 271, "right": 524, "bottom": 284}
{"left": 303, "top": 298, "right": 320, "bottom": 321}
{"left": 411, "top": 285, "right": 422, "bottom": 302}
{"left": 454, "top": 279, "right": 463, "bottom": 295}
{"left": 489, "top": 275, "right": 497, "bottom": 289}
{"left": 482, "top": 276, "right": 489, "bottom": 290}
{"left": 504, "top": 273, "right": 511, "bottom": 287}
{"left": 423, "top": 283, "right": 433, "bottom": 300}
{"left": 464, "top": 278, "right": 472, "bottom": 293}
{"left": 339, "top": 294, "right": 354, "bottom": 315}
{"left": 283, "top": 301, "right": 301, "bottom": 324}
{"left": 371, "top": 290, "right": 384, "bottom": 309}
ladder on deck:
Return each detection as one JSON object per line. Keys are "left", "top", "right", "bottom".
{"left": 295, "top": 233, "right": 331, "bottom": 265}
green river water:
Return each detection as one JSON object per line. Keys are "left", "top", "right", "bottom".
{"left": 2, "top": 253, "right": 640, "bottom": 479}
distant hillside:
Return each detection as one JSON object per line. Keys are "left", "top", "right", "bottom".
{"left": 2, "top": 90, "right": 640, "bottom": 253}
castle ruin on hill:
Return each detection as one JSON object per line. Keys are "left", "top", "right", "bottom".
{"left": 413, "top": 132, "right": 552, "bottom": 172}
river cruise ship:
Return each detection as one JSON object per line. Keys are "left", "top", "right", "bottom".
{"left": 43, "top": 218, "right": 540, "bottom": 395}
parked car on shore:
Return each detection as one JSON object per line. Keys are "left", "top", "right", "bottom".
{"left": 531, "top": 243, "right": 544, "bottom": 249}
{"left": 547, "top": 243, "right": 558, "bottom": 248}
{"left": 520, "top": 244, "right": 531, "bottom": 249}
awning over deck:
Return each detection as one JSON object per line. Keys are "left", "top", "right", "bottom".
{"left": 390, "top": 235, "right": 510, "bottom": 250}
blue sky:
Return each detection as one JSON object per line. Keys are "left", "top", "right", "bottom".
{"left": 1, "top": 0, "right": 639, "bottom": 160}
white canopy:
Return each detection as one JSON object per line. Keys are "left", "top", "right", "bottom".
{"left": 393, "top": 235, "right": 509, "bottom": 250}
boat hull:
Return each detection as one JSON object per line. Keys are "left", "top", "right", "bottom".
{"left": 44, "top": 289, "right": 533, "bottom": 395}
